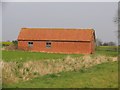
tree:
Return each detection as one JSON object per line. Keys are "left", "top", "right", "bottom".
{"left": 114, "top": 2, "right": 120, "bottom": 45}
{"left": 102, "top": 41, "right": 116, "bottom": 46}
{"left": 119, "top": 2, "right": 120, "bottom": 45}
{"left": 96, "top": 38, "right": 103, "bottom": 46}
{"left": 108, "top": 41, "right": 116, "bottom": 46}
{"left": 12, "top": 40, "right": 18, "bottom": 46}
{"left": 102, "top": 42, "right": 109, "bottom": 46}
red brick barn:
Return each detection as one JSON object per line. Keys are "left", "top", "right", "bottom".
{"left": 17, "top": 28, "right": 95, "bottom": 54}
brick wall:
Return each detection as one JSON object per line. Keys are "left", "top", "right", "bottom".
{"left": 18, "top": 41, "right": 92, "bottom": 54}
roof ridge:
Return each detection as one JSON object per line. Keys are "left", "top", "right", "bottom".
{"left": 21, "top": 28, "right": 94, "bottom": 30}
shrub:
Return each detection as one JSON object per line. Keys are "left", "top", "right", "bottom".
{"left": 12, "top": 40, "right": 18, "bottom": 46}
{"left": 2, "top": 42, "right": 13, "bottom": 47}
{"left": 5, "top": 44, "right": 18, "bottom": 50}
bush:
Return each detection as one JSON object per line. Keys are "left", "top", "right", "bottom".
{"left": 12, "top": 40, "right": 18, "bottom": 46}
{"left": 5, "top": 44, "right": 18, "bottom": 50}
{"left": 2, "top": 42, "right": 13, "bottom": 47}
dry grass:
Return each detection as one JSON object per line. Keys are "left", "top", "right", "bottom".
{"left": 2, "top": 55, "right": 117, "bottom": 84}
{"left": 0, "top": 61, "right": 2, "bottom": 88}
{"left": 4, "top": 44, "right": 17, "bottom": 51}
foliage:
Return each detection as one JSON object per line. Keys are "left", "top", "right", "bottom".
{"left": 2, "top": 54, "right": 116, "bottom": 84}
{"left": 102, "top": 42, "right": 116, "bottom": 46}
{"left": 12, "top": 40, "right": 18, "bottom": 46}
{"left": 2, "top": 42, "right": 13, "bottom": 47}
{"left": 96, "top": 38, "right": 103, "bottom": 46}
{"left": 95, "top": 39, "right": 116, "bottom": 46}
{"left": 3, "top": 62, "right": 118, "bottom": 88}
{"left": 2, "top": 46, "right": 118, "bottom": 88}
{"left": 1, "top": 40, "right": 18, "bottom": 48}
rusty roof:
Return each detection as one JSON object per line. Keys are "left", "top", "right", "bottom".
{"left": 18, "top": 28, "right": 95, "bottom": 41}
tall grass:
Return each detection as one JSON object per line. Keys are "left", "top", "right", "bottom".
{"left": 2, "top": 55, "right": 117, "bottom": 85}
{"left": 3, "top": 61, "right": 118, "bottom": 88}
{"left": 1, "top": 46, "right": 118, "bottom": 88}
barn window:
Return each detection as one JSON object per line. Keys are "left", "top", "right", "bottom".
{"left": 28, "top": 42, "right": 33, "bottom": 47}
{"left": 46, "top": 41, "right": 51, "bottom": 48}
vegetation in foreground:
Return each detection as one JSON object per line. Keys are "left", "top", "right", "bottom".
{"left": 1, "top": 46, "right": 118, "bottom": 88}
{"left": 2, "top": 50, "right": 83, "bottom": 62}
{"left": 3, "top": 62, "right": 118, "bottom": 88}
{"left": 2, "top": 46, "right": 118, "bottom": 62}
{"left": 2, "top": 54, "right": 117, "bottom": 84}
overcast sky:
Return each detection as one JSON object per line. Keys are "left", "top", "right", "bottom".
{"left": 2, "top": 2, "right": 118, "bottom": 43}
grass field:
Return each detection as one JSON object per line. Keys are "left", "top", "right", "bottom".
{"left": 3, "top": 62, "right": 118, "bottom": 88}
{"left": 95, "top": 46, "right": 118, "bottom": 57}
{"left": 2, "top": 50, "right": 84, "bottom": 62}
{"left": 2, "top": 46, "right": 118, "bottom": 62}
{"left": 1, "top": 46, "right": 118, "bottom": 88}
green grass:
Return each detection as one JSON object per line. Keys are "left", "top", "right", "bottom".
{"left": 95, "top": 46, "right": 118, "bottom": 57}
{"left": 2, "top": 50, "right": 83, "bottom": 62}
{"left": 2, "top": 46, "right": 118, "bottom": 88}
{"left": 2, "top": 46, "right": 118, "bottom": 62}
{"left": 3, "top": 62, "right": 118, "bottom": 88}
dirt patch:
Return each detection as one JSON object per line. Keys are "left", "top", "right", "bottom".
{"left": 2, "top": 55, "right": 117, "bottom": 84}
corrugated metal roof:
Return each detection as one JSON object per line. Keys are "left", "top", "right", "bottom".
{"left": 18, "top": 28, "right": 95, "bottom": 41}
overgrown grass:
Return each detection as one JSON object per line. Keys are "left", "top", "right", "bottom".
{"left": 3, "top": 62, "right": 118, "bottom": 88}
{"left": 2, "top": 46, "right": 118, "bottom": 88}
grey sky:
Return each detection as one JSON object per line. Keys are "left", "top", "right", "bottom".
{"left": 2, "top": 2, "right": 118, "bottom": 43}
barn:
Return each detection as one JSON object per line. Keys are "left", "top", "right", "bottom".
{"left": 17, "top": 28, "right": 96, "bottom": 54}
